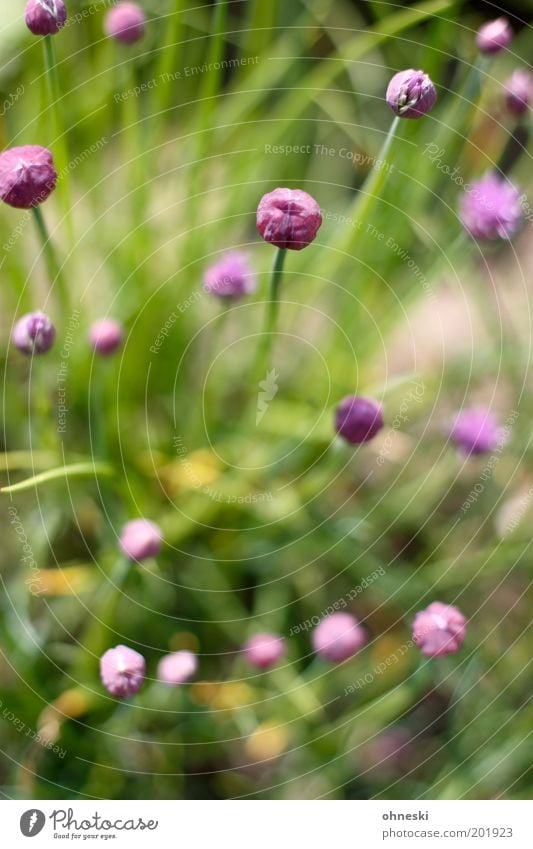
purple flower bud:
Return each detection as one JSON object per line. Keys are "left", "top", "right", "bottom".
{"left": 450, "top": 407, "right": 504, "bottom": 456}
{"left": 312, "top": 613, "right": 366, "bottom": 663}
{"left": 12, "top": 311, "right": 55, "bottom": 355}
{"left": 119, "top": 519, "right": 162, "bottom": 561}
{"left": 158, "top": 650, "right": 198, "bottom": 684}
{"left": 476, "top": 18, "right": 513, "bottom": 54}
{"left": 386, "top": 69, "right": 437, "bottom": 119}
{"left": 504, "top": 69, "right": 531, "bottom": 115}
{"left": 256, "top": 188, "right": 322, "bottom": 250}
{"left": 89, "top": 319, "right": 124, "bottom": 355}
{"left": 412, "top": 602, "right": 467, "bottom": 657}
{"left": 0, "top": 145, "right": 57, "bottom": 209}
{"left": 104, "top": 2, "right": 146, "bottom": 44}
{"left": 243, "top": 633, "right": 286, "bottom": 669}
{"left": 335, "top": 395, "right": 384, "bottom": 445}
{"left": 25, "top": 0, "right": 67, "bottom": 36}
{"left": 460, "top": 174, "right": 523, "bottom": 240}
{"left": 203, "top": 252, "right": 256, "bottom": 299}
{"left": 100, "top": 644, "right": 146, "bottom": 697}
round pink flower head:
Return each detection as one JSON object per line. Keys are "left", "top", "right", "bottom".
{"left": 89, "top": 319, "right": 124, "bottom": 355}
{"left": 203, "top": 252, "right": 256, "bottom": 300}
{"left": 158, "top": 650, "right": 198, "bottom": 685}
{"left": 460, "top": 174, "right": 522, "bottom": 240}
{"left": 412, "top": 602, "right": 467, "bottom": 657}
{"left": 244, "top": 633, "right": 286, "bottom": 669}
{"left": 504, "top": 69, "right": 532, "bottom": 116}
{"left": 119, "top": 519, "right": 162, "bottom": 561}
{"left": 450, "top": 407, "right": 504, "bottom": 456}
{"left": 0, "top": 145, "right": 57, "bottom": 209}
{"left": 312, "top": 612, "right": 366, "bottom": 663}
{"left": 335, "top": 395, "right": 384, "bottom": 445}
{"left": 256, "top": 188, "right": 322, "bottom": 250}
{"left": 386, "top": 69, "right": 437, "bottom": 119}
{"left": 12, "top": 311, "right": 55, "bottom": 355}
{"left": 104, "top": 2, "right": 146, "bottom": 44}
{"left": 25, "top": 0, "right": 67, "bottom": 36}
{"left": 476, "top": 18, "right": 513, "bottom": 54}
{"left": 100, "top": 644, "right": 146, "bottom": 697}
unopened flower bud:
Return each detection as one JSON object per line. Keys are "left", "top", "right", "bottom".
{"left": 89, "top": 319, "right": 124, "bottom": 355}
{"left": 476, "top": 18, "right": 513, "bottom": 54}
{"left": 25, "top": 0, "right": 67, "bottom": 36}
{"left": 256, "top": 188, "right": 322, "bottom": 250}
{"left": 105, "top": 2, "right": 146, "bottom": 44}
{"left": 158, "top": 651, "right": 197, "bottom": 684}
{"left": 12, "top": 311, "right": 55, "bottom": 355}
{"left": 412, "top": 602, "right": 467, "bottom": 657}
{"left": 504, "top": 69, "right": 531, "bottom": 115}
{"left": 119, "top": 519, "right": 162, "bottom": 561}
{"left": 386, "top": 69, "right": 437, "bottom": 119}
{"left": 203, "top": 252, "right": 256, "bottom": 299}
{"left": 450, "top": 407, "right": 504, "bottom": 455}
{"left": 312, "top": 613, "right": 366, "bottom": 663}
{"left": 100, "top": 645, "right": 146, "bottom": 697}
{"left": 335, "top": 395, "right": 383, "bottom": 445}
{"left": 243, "top": 633, "right": 285, "bottom": 669}
{"left": 0, "top": 145, "right": 57, "bottom": 209}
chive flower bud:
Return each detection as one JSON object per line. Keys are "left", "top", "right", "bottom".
{"left": 256, "top": 187, "right": 322, "bottom": 250}
{"left": 412, "top": 602, "right": 467, "bottom": 657}
{"left": 386, "top": 69, "right": 437, "bottom": 119}
{"left": 89, "top": 319, "right": 124, "bottom": 355}
{"left": 100, "top": 644, "right": 146, "bottom": 697}
{"left": 450, "top": 407, "right": 504, "bottom": 456}
{"left": 119, "top": 519, "right": 162, "bottom": 561}
{"left": 12, "top": 311, "right": 55, "bottom": 355}
{"left": 460, "top": 174, "right": 523, "bottom": 240}
{"left": 312, "top": 613, "right": 366, "bottom": 663}
{"left": 158, "top": 651, "right": 198, "bottom": 684}
{"left": 104, "top": 2, "right": 146, "bottom": 44}
{"left": 25, "top": 0, "right": 67, "bottom": 36}
{"left": 476, "top": 18, "right": 513, "bottom": 54}
{"left": 0, "top": 145, "right": 57, "bottom": 209}
{"left": 504, "top": 69, "right": 531, "bottom": 115}
{"left": 203, "top": 252, "right": 256, "bottom": 299}
{"left": 243, "top": 633, "right": 286, "bottom": 669}
{"left": 335, "top": 395, "right": 384, "bottom": 445}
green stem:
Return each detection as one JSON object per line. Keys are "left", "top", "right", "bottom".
{"left": 43, "top": 36, "right": 74, "bottom": 247}
{"left": 351, "top": 115, "right": 400, "bottom": 231}
{"left": 31, "top": 206, "right": 70, "bottom": 315}
{"left": 256, "top": 246, "right": 287, "bottom": 375}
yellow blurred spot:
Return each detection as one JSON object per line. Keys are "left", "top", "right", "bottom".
{"left": 169, "top": 632, "right": 200, "bottom": 652}
{"left": 160, "top": 450, "right": 223, "bottom": 495}
{"left": 189, "top": 681, "right": 254, "bottom": 709}
{"left": 26, "top": 566, "right": 96, "bottom": 596}
{"left": 246, "top": 721, "right": 289, "bottom": 761}
{"left": 49, "top": 688, "right": 89, "bottom": 719}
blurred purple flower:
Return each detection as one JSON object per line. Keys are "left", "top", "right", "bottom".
{"left": 361, "top": 728, "right": 413, "bottom": 776}
{"left": 386, "top": 69, "right": 437, "bottom": 119}
{"left": 335, "top": 395, "right": 384, "bottom": 445}
{"left": 460, "top": 174, "right": 523, "bottom": 240}
{"left": 203, "top": 252, "right": 256, "bottom": 299}
{"left": 412, "top": 602, "right": 467, "bottom": 657}
{"left": 119, "top": 519, "right": 162, "bottom": 561}
{"left": 105, "top": 2, "right": 146, "bottom": 44}
{"left": 504, "top": 69, "right": 531, "bottom": 115}
{"left": 0, "top": 145, "right": 57, "bottom": 209}
{"left": 89, "top": 319, "right": 124, "bottom": 355}
{"left": 25, "top": 0, "right": 67, "bottom": 36}
{"left": 312, "top": 613, "right": 366, "bottom": 663}
{"left": 243, "top": 633, "right": 286, "bottom": 669}
{"left": 476, "top": 18, "right": 513, "bottom": 54}
{"left": 12, "top": 311, "right": 55, "bottom": 355}
{"left": 158, "top": 651, "right": 197, "bottom": 685}
{"left": 256, "top": 188, "right": 322, "bottom": 250}
{"left": 451, "top": 407, "right": 505, "bottom": 455}
{"left": 100, "top": 644, "right": 146, "bottom": 697}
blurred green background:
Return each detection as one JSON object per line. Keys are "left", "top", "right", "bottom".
{"left": 0, "top": 0, "right": 531, "bottom": 799}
